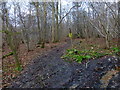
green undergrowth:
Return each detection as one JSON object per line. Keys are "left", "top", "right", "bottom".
{"left": 2, "top": 52, "right": 13, "bottom": 59}
{"left": 61, "top": 46, "right": 120, "bottom": 63}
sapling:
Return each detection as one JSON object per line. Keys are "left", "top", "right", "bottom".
{"left": 69, "top": 28, "right": 73, "bottom": 48}
{"left": 2, "top": 30, "right": 22, "bottom": 71}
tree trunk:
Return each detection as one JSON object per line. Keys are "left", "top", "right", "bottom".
{"left": 105, "top": 35, "right": 110, "bottom": 49}
{"left": 55, "top": 2, "right": 59, "bottom": 42}
{"left": 118, "top": 1, "right": 120, "bottom": 56}
{"left": 52, "top": 2, "right": 55, "bottom": 42}
{"left": 41, "top": 2, "right": 47, "bottom": 48}
{"left": 35, "top": 3, "right": 42, "bottom": 44}
{"left": 18, "top": 4, "right": 30, "bottom": 51}
{"left": 106, "top": 5, "right": 110, "bottom": 48}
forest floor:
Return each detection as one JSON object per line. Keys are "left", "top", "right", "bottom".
{"left": 2, "top": 38, "right": 120, "bottom": 88}
{"left": 2, "top": 40, "right": 67, "bottom": 87}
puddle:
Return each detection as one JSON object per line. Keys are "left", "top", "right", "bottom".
{"left": 100, "top": 70, "right": 119, "bottom": 88}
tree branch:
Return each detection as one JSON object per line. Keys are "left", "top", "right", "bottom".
{"left": 58, "top": 4, "right": 82, "bottom": 26}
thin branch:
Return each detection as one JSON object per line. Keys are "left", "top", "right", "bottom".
{"left": 58, "top": 4, "right": 82, "bottom": 26}
{"left": 88, "top": 19, "right": 106, "bottom": 37}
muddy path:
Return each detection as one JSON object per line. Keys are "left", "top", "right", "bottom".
{"left": 6, "top": 42, "right": 120, "bottom": 88}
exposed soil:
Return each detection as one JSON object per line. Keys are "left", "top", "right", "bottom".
{"left": 3, "top": 39, "right": 120, "bottom": 88}
{"left": 2, "top": 40, "right": 67, "bottom": 87}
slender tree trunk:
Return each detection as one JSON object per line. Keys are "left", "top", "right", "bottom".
{"left": 13, "top": 50, "right": 21, "bottom": 70}
{"left": 59, "top": 0, "right": 62, "bottom": 40}
{"left": 35, "top": 3, "right": 42, "bottom": 44}
{"left": 118, "top": 1, "right": 120, "bottom": 55}
{"left": 55, "top": 2, "right": 59, "bottom": 42}
{"left": 41, "top": 2, "right": 47, "bottom": 48}
{"left": 52, "top": 2, "right": 55, "bottom": 42}
{"left": 18, "top": 4, "right": 30, "bottom": 51}
{"left": 105, "top": 34, "right": 110, "bottom": 49}
{"left": 106, "top": 6, "right": 110, "bottom": 48}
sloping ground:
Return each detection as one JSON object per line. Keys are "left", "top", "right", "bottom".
{"left": 2, "top": 40, "right": 67, "bottom": 86}
{"left": 7, "top": 43, "right": 72, "bottom": 88}
{"left": 107, "top": 72, "right": 120, "bottom": 88}
{"left": 4, "top": 42, "right": 120, "bottom": 88}
{"left": 63, "top": 56, "right": 120, "bottom": 88}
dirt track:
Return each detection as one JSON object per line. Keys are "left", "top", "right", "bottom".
{"left": 5, "top": 43, "right": 120, "bottom": 88}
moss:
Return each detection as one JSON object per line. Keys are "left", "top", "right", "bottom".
{"left": 2, "top": 52, "right": 13, "bottom": 59}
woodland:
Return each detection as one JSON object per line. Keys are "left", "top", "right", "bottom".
{"left": 1, "top": 1, "right": 120, "bottom": 88}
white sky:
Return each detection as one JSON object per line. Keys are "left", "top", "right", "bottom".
{"left": 4, "top": 0, "right": 119, "bottom": 2}
{"left": 7, "top": 0, "right": 118, "bottom": 20}
{"left": 7, "top": 0, "right": 73, "bottom": 17}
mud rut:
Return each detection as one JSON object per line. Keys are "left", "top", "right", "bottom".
{"left": 7, "top": 43, "right": 120, "bottom": 88}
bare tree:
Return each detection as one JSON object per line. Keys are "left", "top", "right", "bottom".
{"left": 41, "top": 2, "right": 47, "bottom": 48}
{"left": 52, "top": 2, "right": 55, "bottom": 42}
{"left": 2, "top": 2, "right": 21, "bottom": 70}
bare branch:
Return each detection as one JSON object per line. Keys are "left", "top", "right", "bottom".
{"left": 58, "top": 4, "right": 82, "bottom": 26}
